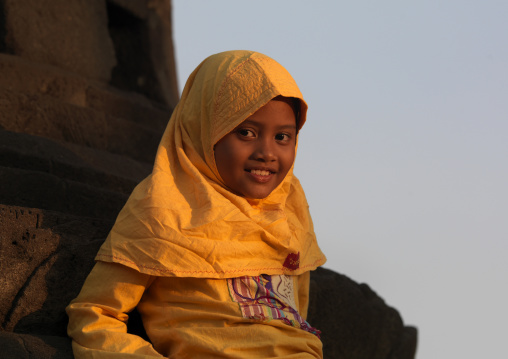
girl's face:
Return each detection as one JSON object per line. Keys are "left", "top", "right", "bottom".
{"left": 214, "top": 98, "right": 297, "bottom": 199}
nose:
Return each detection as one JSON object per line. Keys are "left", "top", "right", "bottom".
{"left": 251, "top": 137, "right": 276, "bottom": 162}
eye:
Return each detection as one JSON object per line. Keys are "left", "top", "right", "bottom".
{"left": 236, "top": 128, "right": 255, "bottom": 138}
{"left": 275, "top": 133, "right": 292, "bottom": 142}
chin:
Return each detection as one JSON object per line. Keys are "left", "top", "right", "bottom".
{"left": 243, "top": 190, "right": 274, "bottom": 200}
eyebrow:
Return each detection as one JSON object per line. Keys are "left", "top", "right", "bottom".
{"left": 240, "top": 120, "right": 297, "bottom": 131}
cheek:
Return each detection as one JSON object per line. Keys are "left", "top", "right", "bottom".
{"left": 276, "top": 148, "right": 296, "bottom": 180}
{"left": 214, "top": 140, "right": 242, "bottom": 180}
{"left": 283, "top": 148, "right": 296, "bottom": 170}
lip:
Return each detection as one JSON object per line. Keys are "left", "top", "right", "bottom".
{"left": 245, "top": 167, "right": 276, "bottom": 183}
{"left": 245, "top": 166, "right": 277, "bottom": 173}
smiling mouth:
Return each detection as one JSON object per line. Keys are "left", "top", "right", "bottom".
{"left": 246, "top": 169, "right": 275, "bottom": 183}
{"left": 249, "top": 169, "right": 272, "bottom": 176}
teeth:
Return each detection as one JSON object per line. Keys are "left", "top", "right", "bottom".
{"left": 251, "top": 169, "right": 271, "bottom": 176}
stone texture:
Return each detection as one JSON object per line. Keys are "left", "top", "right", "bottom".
{"left": 145, "top": 0, "right": 180, "bottom": 108}
{"left": 0, "top": 130, "right": 151, "bottom": 194}
{"left": 0, "top": 53, "right": 171, "bottom": 130}
{"left": 0, "top": 2, "right": 182, "bottom": 355}
{"left": 0, "top": 166, "right": 128, "bottom": 218}
{"left": 0, "top": 88, "right": 163, "bottom": 163}
{"left": 0, "top": 332, "right": 73, "bottom": 359}
{"left": 2, "top": 0, "right": 116, "bottom": 81}
{"left": 0, "top": 205, "right": 112, "bottom": 335}
{"left": 109, "top": 0, "right": 150, "bottom": 19}
{"left": 106, "top": 0, "right": 179, "bottom": 107}
{"left": 308, "top": 268, "right": 417, "bottom": 359}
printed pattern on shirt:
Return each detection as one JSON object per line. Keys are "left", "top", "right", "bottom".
{"left": 227, "top": 275, "right": 321, "bottom": 337}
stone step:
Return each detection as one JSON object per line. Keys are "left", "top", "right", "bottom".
{"left": 0, "top": 166, "right": 128, "bottom": 219}
{"left": 0, "top": 130, "right": 151, "bottom": 194}
{"left": 0, "top": 88, "right": 163, "bottom": 163}
{"left": 0, "top": 53, "right": 172, "bottom": 132}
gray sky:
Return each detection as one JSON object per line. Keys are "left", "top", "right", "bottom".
{"left": 172, "top": 1, "right": 508, "bottom": 357}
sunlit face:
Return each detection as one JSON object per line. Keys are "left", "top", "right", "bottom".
{"left": 214, "top": 97, "right": 297, "bottom": 199}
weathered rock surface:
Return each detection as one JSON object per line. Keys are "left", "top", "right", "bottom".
{"left": 0, "top": 86, "right": 163, "bottom": 163}
{"left": 0, "top": 332, "right": 74, "bottom": 359}
{"left": 308, "top": 268, "right": 417, "bottom": 359}
{"left": 0, "top": 130, "right": 151, "bottom": 194}
{"left": 0, "top": 205, "right": 110, "bottom": 336}
{"left": 0, "top": 53, "right": 170, "bottom": 128}
{"left": 2, "top": 0, "right": 116, "bottom": 82}
{"left": 0, "top": 0, "right": 417, "bottom": 358}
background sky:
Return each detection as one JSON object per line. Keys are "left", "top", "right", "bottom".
{"left": 171, "top": 1, "right": 508, "bottom": 358}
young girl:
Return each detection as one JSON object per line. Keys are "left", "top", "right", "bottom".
{"left": 67, "top": 50, "right": 326, "bottom": 358}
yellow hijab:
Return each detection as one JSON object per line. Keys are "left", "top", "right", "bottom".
{"left": 96, "top": 50, "right": 326, "bottom": 278}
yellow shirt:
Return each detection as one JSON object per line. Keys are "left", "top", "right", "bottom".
{"left": 67, "top": 261, "right": 323, "bottom": 358}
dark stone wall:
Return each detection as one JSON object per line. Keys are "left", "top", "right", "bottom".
{"left": 0, "top": 1, "right": 417, "bottom": 357}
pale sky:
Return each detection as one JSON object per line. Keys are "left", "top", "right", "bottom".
{"left": 172, "top": 1, "right": 508, "bottom": 358}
